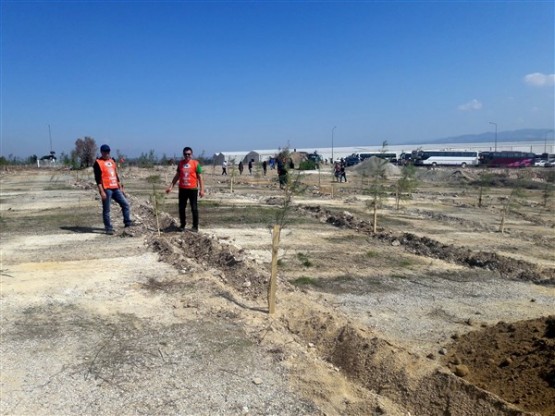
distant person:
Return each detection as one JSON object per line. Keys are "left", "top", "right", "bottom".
{"left": 334, "top": 162, "right": 341, "bottom": 182}
{"left": 166, "top": 146, "right": 205, "bottom": 232}
{"left": 93, "top": 144, "right": 134, "bottom": 235}
{"left": 262, "top": 160, "right": 268, "bottom": 176}
{"left": 277, "top": 157, "right": 288, "bottom": 189}
{"left": 248, "top": 159, "right": 254, "bottom": 175}
{"left": 340, "top": 158, "right": 347, "bottom": 182}
{"left": 221, "top": 160, "right": 228, "bottom": 176}
{"left": 269, "top": 157, "right": 275, "bottom": 170}
{"left": 238, "top": 161, "right": 244, "bottom": 175}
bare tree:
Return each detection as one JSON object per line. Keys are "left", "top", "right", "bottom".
{"left": 72, "top": 137, "right": 97, "bottom": 167}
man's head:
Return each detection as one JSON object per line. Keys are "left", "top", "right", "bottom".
{"left": 183, "top": 147, "right": 193, "bottom": 159}
{"left": 100, "top": 144, "right": 111, "bottom": 159}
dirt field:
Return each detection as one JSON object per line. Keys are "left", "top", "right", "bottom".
{"left": 1, "top": 162, "right": 554, "bottom": 415}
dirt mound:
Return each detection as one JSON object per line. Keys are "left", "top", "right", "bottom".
{"left": 442, "top": 316, "right": 555, "bottom": 415}
{"left": 300, "top": 205, "right": 555, "bottom": 284}
{"left": 350, "top": 157, "right": 401, "bottom": 177}
{"left": 283, "top": 297, "right": 527, "bottom": 416}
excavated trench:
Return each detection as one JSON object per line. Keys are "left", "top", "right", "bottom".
{"left": 134, "top": 197, "right": 553, "bottom": 415}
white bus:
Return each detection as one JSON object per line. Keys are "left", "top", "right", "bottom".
{"left": 413, "top": 151, "right": 479, "bottom": 167}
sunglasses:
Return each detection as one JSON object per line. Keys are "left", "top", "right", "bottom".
{"left": 184, "top": 153, "right": 192, "bottom": 156}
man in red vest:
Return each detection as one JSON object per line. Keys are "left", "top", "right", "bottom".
{"left": 166, "top": 146, "right": 205, "bottom": 232}
{"left": 93, "top": 144, "right": 133, "bottom": 235}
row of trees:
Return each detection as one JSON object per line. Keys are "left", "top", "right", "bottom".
{"left": 1, "top": 137, "right": 212, "bottom": 168}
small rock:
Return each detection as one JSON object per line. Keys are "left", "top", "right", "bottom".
{"left": 426, "top": 353, "right": 435, "bottom": 360}
{"left": 454, "top": 365, "right": 470, "bottom": 377}
{"left": 308, "top": 342, "right": 315, "bottom": 348}
{"left": 500, "top": 357, "right": 513, "bottom": 367}
{"left": 391, "top": 240, "right": 401, "bottom": 246}
{"left": 252, "top": 377, "right": 263, "bottom": 385}
{"left": 439, "top": 348, "right": 448, "bottom": 355}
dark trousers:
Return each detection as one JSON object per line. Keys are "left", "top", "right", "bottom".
{"left": 178, "top": 188, "right": 199, "bottom": 228}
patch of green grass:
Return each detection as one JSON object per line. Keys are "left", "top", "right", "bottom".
{"left": 199, "top": 205, "right": 314, "bottom": 228}
{"left": 330, "top": 274, "right": 356, "bottom": 283}
{"left": 43, "top": 184, "right": 74, "bottom": 191}
{"left": 2, "top": 206, "right": 99, "bottom": 233}
{"left": 366, "top": 250, "right": 379, "bottom": 258}
{"left": 296, "top": 252, "right": 313, "bottom": 267}
{"left": 325, "top": 234, "right": 368, "bottom": 244}
{"left": 290, "top": 276, "right": 321, "bottom": 287}
{"left": 396, "top": 259, "right": 414, "bottom": 268}
{"left": 390, "top": 273, "right": 409, "bottom": 279}
{"left": 145, "top": 174, "right": 161, "bottom": 184}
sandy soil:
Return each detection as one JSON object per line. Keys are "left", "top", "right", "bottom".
{"left": 1, "top": 164, "right": 554, "bottom": 415}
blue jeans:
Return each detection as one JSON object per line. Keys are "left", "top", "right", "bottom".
{"left": 102, "top": 188, "right": 131, "bottom": 231}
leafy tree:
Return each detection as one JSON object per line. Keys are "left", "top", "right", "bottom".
{"left": 72, "top": 137, "right": 97, "bottom": 167}
{"left": 24, "top": 154, "right": 38, "bottom": 165}
{"left": 137, "top": 150, "right": 158, "bottom": 168}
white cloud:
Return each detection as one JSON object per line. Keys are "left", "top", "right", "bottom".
{"left": 458, "top": 99, "right": 483, "bottom": 111}
{"left": 523, "top": 72, "right": 555, "bottom": 87}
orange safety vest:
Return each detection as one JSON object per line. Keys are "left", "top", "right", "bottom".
{"left": 97, "top": 158, "right": 120, "bottom": 189}
{"left": 178, "top": 159, "right": 201, "bottom": 189}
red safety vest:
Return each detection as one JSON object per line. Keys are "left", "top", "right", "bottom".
{"left": 97, "top": 158, "right": 120, "bottom": 189}
{"left": 178, "top": 159, "right": 201, "bottom": 189}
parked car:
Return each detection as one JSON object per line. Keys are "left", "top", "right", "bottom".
{"left": 545, "top": 158, "right": 555, "bottom": 167}
{"left": 344, "top": 154, "right": 360, "bottom": 167}
{"left": 534, "top": 159, "right": 547, "bottom": 167}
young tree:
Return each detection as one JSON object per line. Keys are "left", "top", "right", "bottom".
{"left": 476, "top": 171, "right": 494, "bottom": 208}
{"left": 72, "top": 137, "right": 97, "bottom": 167}
{"left": 395, "top": 164, "right": 418, "bottom": 210}
{"left": 499, "top": 173, "right": 528, "bottom": 234}
{"left": 363, "top": 141, "right": 389, "bottom": 232}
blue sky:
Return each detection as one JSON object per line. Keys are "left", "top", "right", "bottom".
{"left": 1, "top": 1, "right": 553, "bottom": 159}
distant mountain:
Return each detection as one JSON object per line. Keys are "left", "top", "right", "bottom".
{"left": 423, "top": 128, "right": 553, "bottom": 144}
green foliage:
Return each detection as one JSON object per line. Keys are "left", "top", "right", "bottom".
{"left": 296, "top": 252, "right": 313, "bottom": 267}
{"left": 72, "top": 136, "right": 97, "bottom": 167}
{"left": 542, "top": 182, "right": 554, "bottom": 209}
{"left": 136, "top": 150, "right": 158, "bottom": 168}
{"left": 146, "top": 174, "right": 162, "bottom": 184}
{"left": 395, "top": 164, "right": 418, "bottom": 209}
{"left": 290, "top": 276, "right": 320, "bottom": 287}
{"left": 299, "top": 160, "right": 317, "bottom": 170}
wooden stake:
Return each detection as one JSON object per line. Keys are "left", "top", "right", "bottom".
{"left": 268, "top": 224, "right": 281, "bottom": 314}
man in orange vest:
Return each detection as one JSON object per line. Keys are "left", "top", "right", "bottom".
{"left": 93, "top": 144, "right": 133, "bottom": 235}
{"left": 166, "top": 146, "right": 205, "bottom": 232}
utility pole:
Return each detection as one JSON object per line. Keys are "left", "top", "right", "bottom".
{"left": 489, "top": 122, "right": 497, "bottom": 151}
{"left": 331, "top": 126, "right": 336, "bottom": 163}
